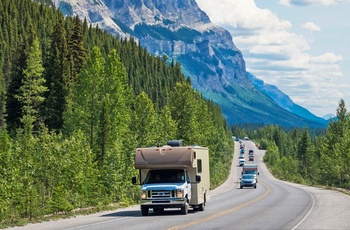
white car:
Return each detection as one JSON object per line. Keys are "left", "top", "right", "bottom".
{"left": 239, "top": 158, "right": 246, "bottom": 166}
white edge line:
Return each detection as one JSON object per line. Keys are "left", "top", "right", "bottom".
{"left": 290, "top": 187, "right": 315, "bottom": 230}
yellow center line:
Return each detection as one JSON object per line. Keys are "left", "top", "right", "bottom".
{"left": 168, "top": 180, "right": 271, "bottom": 230}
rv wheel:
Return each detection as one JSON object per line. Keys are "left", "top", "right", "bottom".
{"left": 141, "top": 206, "right": 149, "bottom": 216}
{"left": 181, "top": 200, "right": 189, "bottom": 215}
{"left": 198, "top": 202, "right": 205, "bottom": 211}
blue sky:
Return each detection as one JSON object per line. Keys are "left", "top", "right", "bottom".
{"left": 196, "top": 0, "right": 350, "bottom": 117}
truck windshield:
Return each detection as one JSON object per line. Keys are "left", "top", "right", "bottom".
{"left": 145, "top": 170, "right": 185, "bottom": 183}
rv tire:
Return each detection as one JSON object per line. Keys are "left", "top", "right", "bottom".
{"left": 199, "top": 202, "right": 205, "bottom": 211}
{"left": 141, "top": 206, "right": 149, "bottom": 216}
{"left": 181, "top": 200, "right": 189, "bottom": 215}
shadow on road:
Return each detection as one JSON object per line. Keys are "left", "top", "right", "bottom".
{"left": 101, "top": 209, "right": 196, "bottom": 217}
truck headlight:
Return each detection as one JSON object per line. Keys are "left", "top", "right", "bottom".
{"left": 176, "top": 189, "right": 184, "bottom": 198}
{"left": 141, "top": 190, "right": 147, "bottom": 199}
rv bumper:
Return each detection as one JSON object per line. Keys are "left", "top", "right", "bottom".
{"left": 140, "top": 198, "right": 186, "bottom": 209}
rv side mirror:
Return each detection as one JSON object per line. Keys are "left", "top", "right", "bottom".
{"left": 196, "top": 175, "right": 201, "bottom": 183}
{"left": 132, "top": 176, "right": 137, "bottom": 184}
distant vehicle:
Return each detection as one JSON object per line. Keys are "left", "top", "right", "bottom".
{"left": 243, "top": 137, "right": 249, "bottom": 140}
{"left": 249, "top": 150, "right": 254, "bottom": 155}
{"left": 239, "top": 154, "right": 244, "bottom": 159}
{"left": 249, "top": 155, "right": 254, "bottom": 161}
{"left": 240, "top": 174, "right": 257, "bottom": 189}
{"left": 235, "top": 137, "right": 240, "bottom": 141}
{"left": 239, "top": 158, "right": 246, "bottom": 166}
{"left": 242, "top": 164, "right": 259, "bottom": 182}
{"left": 240, "top": 148, "right": 245, "bottom": 154}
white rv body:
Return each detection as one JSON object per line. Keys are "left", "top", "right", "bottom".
{"left": 132, "top": 141, "right": 210, "bottom": 216}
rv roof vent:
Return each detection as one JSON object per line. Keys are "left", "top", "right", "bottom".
{"left": 167, "top": 140, "right": 183, "bottom": 147}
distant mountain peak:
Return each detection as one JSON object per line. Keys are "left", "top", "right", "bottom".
{"left": 322, "top": 114, "right": 335, "bottom": 120}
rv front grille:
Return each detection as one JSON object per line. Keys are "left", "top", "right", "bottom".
{"left": 152, "top": 200, "right": 170, "bottom": 204}
{"left": 151, "top": 190, "right": 172, "bottom": 198}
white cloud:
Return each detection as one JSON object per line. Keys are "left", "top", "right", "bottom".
{"left": 310, "top": 52, "right": 342, "bottom": 64}
{"left": 279, "top": 0, "right": 346, "bottom": 6}
{"left": 196, "top": 0, "right": 291, "bottom": 34}
{"left": 302, "top": 22, "right": 321, "bottom": 31}
{"left": 196, "top": 0, "right": 345, "bottom": 116}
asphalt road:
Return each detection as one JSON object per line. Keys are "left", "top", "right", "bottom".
{"left": 9, "top": 141, "right": 350, "bottom": 230}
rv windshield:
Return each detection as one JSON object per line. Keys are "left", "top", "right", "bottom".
{"left": 145, "top": 169, "right": 185, "bottom": 184}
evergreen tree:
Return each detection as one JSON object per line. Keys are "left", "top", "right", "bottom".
{"left": 320, "top": 99, "right": 348, "bottom": 186}
{"left": 297, "top": 129, "right": 312, "bottom": 178}
{"left": 6, "top": 32, "right": 31, "bottom": 132}
{"left": 333, "top": 128, "right": 350, "bottom": 188}
{"left": 68, "top": 15, "right": 87, "bottom": 84}
{"left": 44, "top": 18, "right": 70, "bottom": 131}
{"left": 15, "top": 36, "right": 47, "bottom": 134}
{"left": 0, "top": 70, "right": 5, "bottom": 129}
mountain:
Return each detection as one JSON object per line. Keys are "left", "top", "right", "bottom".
{"left": 246, "top": 72, "right": 328, "bottom": 126}
{"left": 322, "top": 114, "right": 336, "bottom": 120}
{"left": 49, "top": 0, "right": 327, "bottom": 128}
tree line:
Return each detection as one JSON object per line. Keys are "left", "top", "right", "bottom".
{"left": 0, "top": 0, "right": 233, "bottom": 226}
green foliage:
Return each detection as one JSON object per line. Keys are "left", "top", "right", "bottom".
{"left": 132, "top": 91, "right": 158, "bottom": 147}
{"left": 156, "top": 105, "right": 177, "bottom": 144}
{"left": 0, "top": 70, "right": 5, "bottom": 129}
{"left": 64, "top": 46, "right": 105, "bottom": 152}
{"left": 48, "top": 185, "right": 74, "bottom": 213}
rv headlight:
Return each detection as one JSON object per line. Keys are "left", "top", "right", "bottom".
{"left": 141, "top": 190, "right": 147, "bottom": 199}
{"left": 176, "top": 189, "right": 184, "bottom": 198}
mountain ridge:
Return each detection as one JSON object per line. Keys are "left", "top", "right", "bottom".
{"left": 50, "top": 0, "right": 327, "bottom": 128}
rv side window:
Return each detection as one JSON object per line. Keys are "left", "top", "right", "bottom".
{"left": 197, "top": 159, "right": 202, "bottom": 173}
{"left": 185, "top": 170, "right": 191, "bottom": 182}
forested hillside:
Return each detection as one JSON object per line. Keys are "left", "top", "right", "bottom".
{"left": 0, "top": 0, "right": 233, "bottom": 226}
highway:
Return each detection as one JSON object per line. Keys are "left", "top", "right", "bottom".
{"left": 9, "top": 141, "right": 350, "bottom": 230}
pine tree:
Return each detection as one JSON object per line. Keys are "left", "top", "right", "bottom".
{"left": 6, "top": 33, "right": 30, "bottom": 131}
{"left": 0, "top": 70, "right": 6, "bottom": 129}
{"left": 68, "top": 16, "right": 87, "bottom": 83}
{"left": 297, "top": 129, "right": 312, "bottom": 178}
{"left": 15, "top": 36, "right": 47, "bottom": 134}
{"left": 320, "top": 99, "right": 348, "bottom": 186}
{"left": 44, "top": 18, "right": 70, "bottom": 131}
